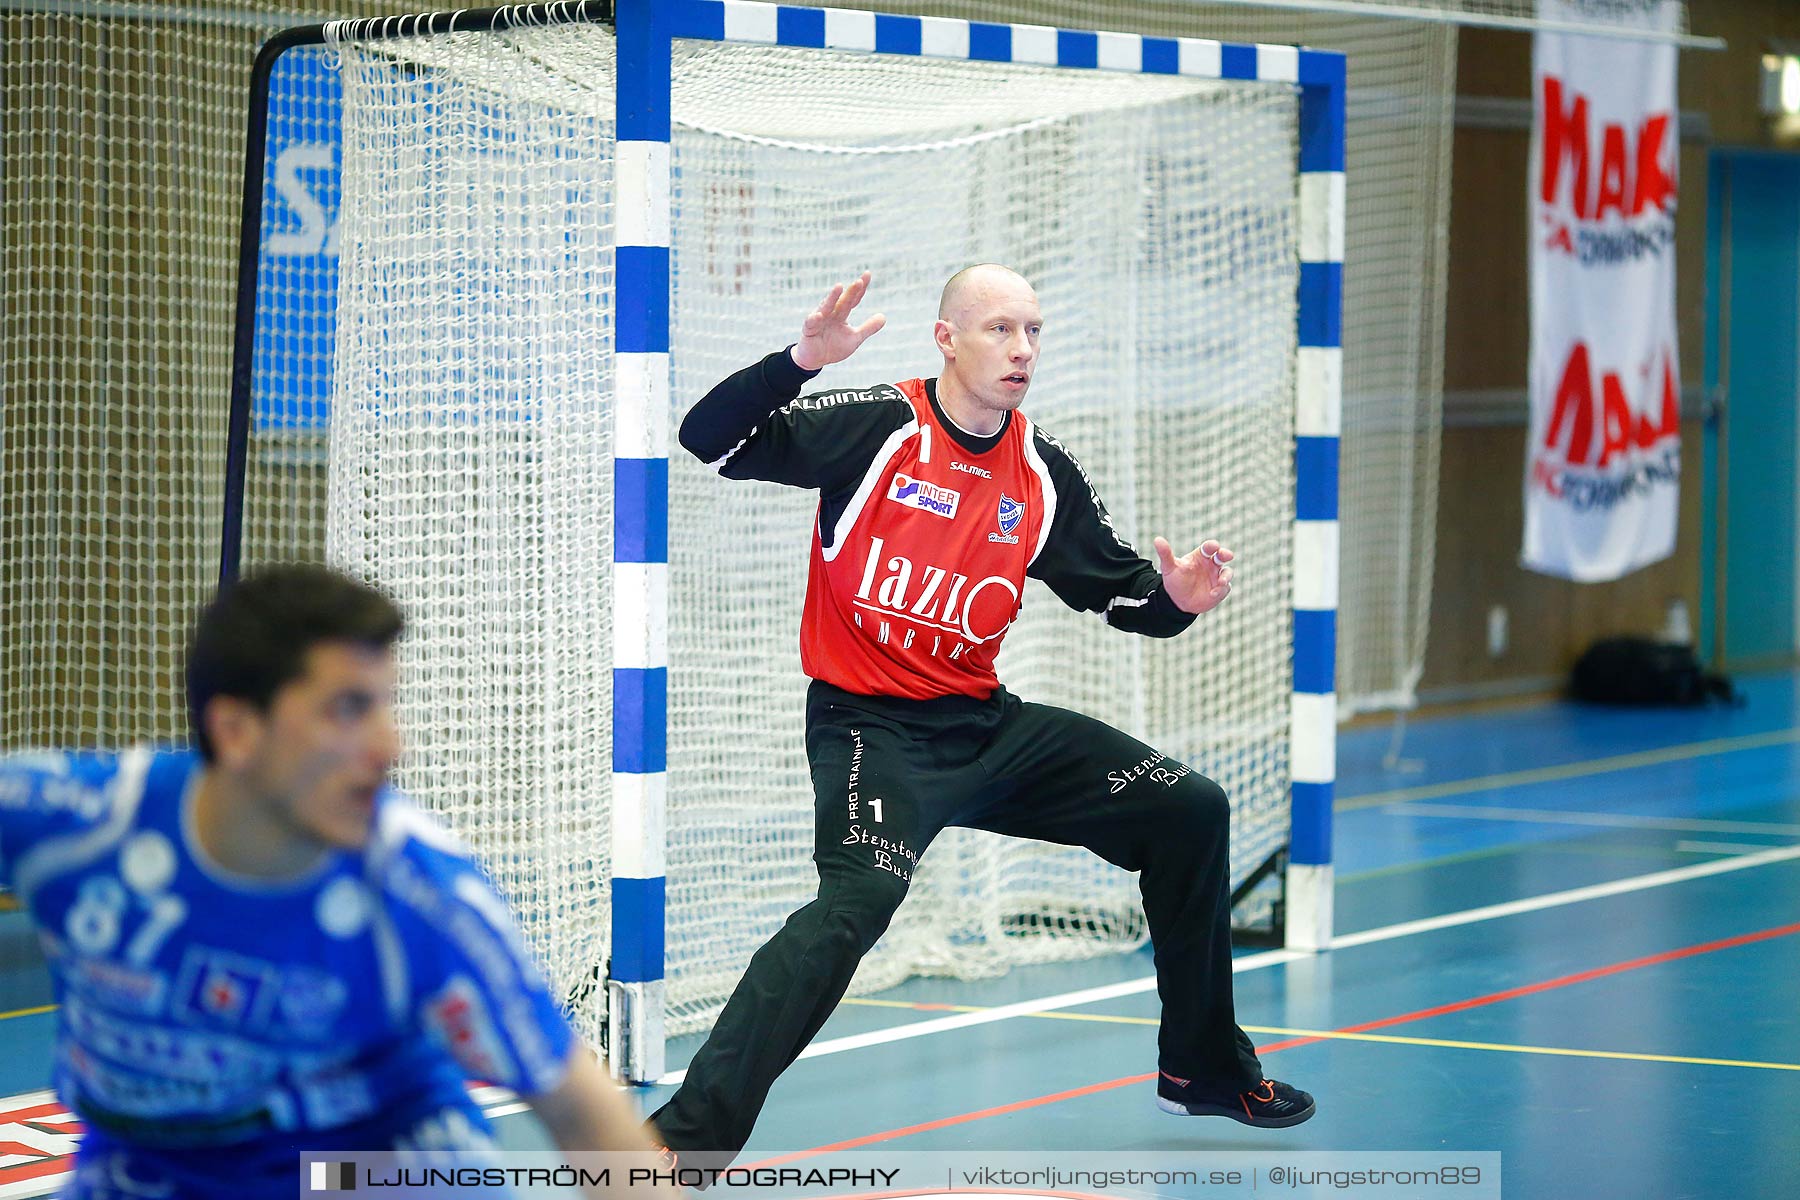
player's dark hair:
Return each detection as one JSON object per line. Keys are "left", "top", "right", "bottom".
{"left": 186, "top": 564, "right": 404, "bottom": 761}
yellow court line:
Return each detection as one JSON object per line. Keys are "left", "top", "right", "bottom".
{"left": 840, "top": 999, "right": 1800, "bottom": 1071}
{"left": 1338, "top": 725, "right": 1800, "bottom": 811}
{"left": 0, "top": 1004, "right": 56, "bottom": 1023}
{"left": 1238, "top": 1026, "right": 1800, "bottom": 1073}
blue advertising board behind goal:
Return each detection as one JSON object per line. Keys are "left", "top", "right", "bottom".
{"left": 253, "top": 45, "right": 342, "bottom": 431}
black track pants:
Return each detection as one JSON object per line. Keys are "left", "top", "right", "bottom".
{"left": 649, "top": 680, "right": 1262, "bottom": 1158}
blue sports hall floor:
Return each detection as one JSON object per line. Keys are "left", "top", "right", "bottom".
{"left": 1, "top": 671, "right": 1796, "bottom": 1197}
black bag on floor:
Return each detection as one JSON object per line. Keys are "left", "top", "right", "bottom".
{"left": 1569, "top": 637, "right": 1738, "bottom": 707}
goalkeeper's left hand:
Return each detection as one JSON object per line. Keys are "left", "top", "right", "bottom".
{"left": 1153, "top": 536, "right": 1234, "bottom": 615}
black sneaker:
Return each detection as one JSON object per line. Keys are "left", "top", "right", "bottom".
{"left": 1155, "top": 1071, "right": 1316, "bottom": 1127}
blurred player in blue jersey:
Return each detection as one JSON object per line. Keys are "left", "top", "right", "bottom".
{"left": 0, "top": 565, "right": 660, "bottom": 1199}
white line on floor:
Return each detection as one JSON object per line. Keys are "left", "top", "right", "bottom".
{"left": 12, "top": 846, "right": 1800, "bottom": 1168}
{"left": 642, "top": 841, "right": 1800, "bottom": 1088}
{"left": 672, "top": 945, "right": 1307, "bottom": 1085}
{"left": 1336, "top": 725, "right": 1800, "bottom": 811}
{"left": 1381, "top": 802, "right": 1800, "bottom": 836}
{"left": 1327, "top": 843, "right": 1800, "bottom": 947}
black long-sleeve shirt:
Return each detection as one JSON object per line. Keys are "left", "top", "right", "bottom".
{"left": 681, "top": 349, "right": 1196, "bottom": 698}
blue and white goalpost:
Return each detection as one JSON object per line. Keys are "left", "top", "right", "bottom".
{"left": 1290, "top": 34, "right": 1345, "bottom": 956}
{"left": 227, "top": 0, "right": 1343, "bottom": 1085}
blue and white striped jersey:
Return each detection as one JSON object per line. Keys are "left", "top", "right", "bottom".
{"left": 0, "top": 746, "right": 575, "bottom": 1197}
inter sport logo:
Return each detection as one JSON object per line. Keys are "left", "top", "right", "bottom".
{"left": 886, "top": 473, "right": 961, "bottom": 519}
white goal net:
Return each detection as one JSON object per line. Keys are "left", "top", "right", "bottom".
{"left": 320, "top": 18, "right": 1298, "bottom": 1044}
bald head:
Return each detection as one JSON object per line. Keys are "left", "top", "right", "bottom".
{"left": 938, "top": 264, "right": 1037, "bottom": 323}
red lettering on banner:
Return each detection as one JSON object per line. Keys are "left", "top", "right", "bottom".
{"left": 1659, "top": 353, "right": 1680, "bottom": 438}
{"left": 1539, "top": 75, "right": 1676, "bottom": 219}
{"left": 1594, "top": 125, "right": 1630, "bottom": 220}
{"left": 1636, "top": 355, "right": 1680, "bottom": 449}
{"left": 1545, "top": 343, "right": 1595, "bottom": 463}
{"left": 1544, "top": 342, "right": 1680, "bottom": 467}
{"left": 1598, "top": 372, "right": 1633, "bottom": 467}
{"left": 1541, "top": 76, "right": 1591, "bottom": 216}
{"left": 1633, "top": 114, "right": 1677, "bottom": 214}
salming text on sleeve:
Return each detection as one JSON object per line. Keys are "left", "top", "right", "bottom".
{"left": 679, "top": 347, "right": 914, "bottom": 494}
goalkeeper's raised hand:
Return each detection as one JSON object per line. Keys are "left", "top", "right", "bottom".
{"left": 790, "top": 271, "right": 887, "bottom": 371}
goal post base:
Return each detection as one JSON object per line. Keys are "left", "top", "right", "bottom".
{"left": 608, "top": 978, "right": 667, "bottom": 1084}
{"left": 1285, "top": 862, "right": 1335, "bottom": 953}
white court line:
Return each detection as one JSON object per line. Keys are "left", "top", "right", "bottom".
{"left": 1327, "top": 843, "right": 1800, "bottom": 948}
{"left": 1385, "top": 802, "right": 1800, "bottom": 837}
{"left": 1674, "top": 840, "right": 1797, "bottom": 855}
{"left": 14, "top": 847, "right": 1800, "bottom": 1163}
{"left": 644, "top": 946, "right": 1307, "bottom": 1088}
{"left": 629, "top": 841, "right": 1800, "bottom": 1090}
{"left": 1337, "top": 725, "right": 1800, "bottom": 812}
{"left": 482, "top": 951, "right": 1306, "bottom": 1113}
{"left": 463, "top": 839, "right": 1800, "bottom": 1115}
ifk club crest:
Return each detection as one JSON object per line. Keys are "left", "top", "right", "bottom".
{"left": 997, "top": 494, "right": 1022, "bottom": 537}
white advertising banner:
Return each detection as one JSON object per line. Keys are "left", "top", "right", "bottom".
{"left": 1525, "top": 0, "right": 1681, "bottom": 581}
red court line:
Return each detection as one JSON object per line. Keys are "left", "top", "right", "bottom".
{"left": 753, "top": 919, "right": 1800, "bottom": 1162}
{"left": 1272, "top": 918, "right": 1800, "bottom": 1053}
{"left": 750, "top": 1074, "right": 1157, "bottom": 1164}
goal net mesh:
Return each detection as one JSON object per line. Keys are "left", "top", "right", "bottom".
{"left": 323, "top": 22, "right": 1296, "bottom": 1040}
